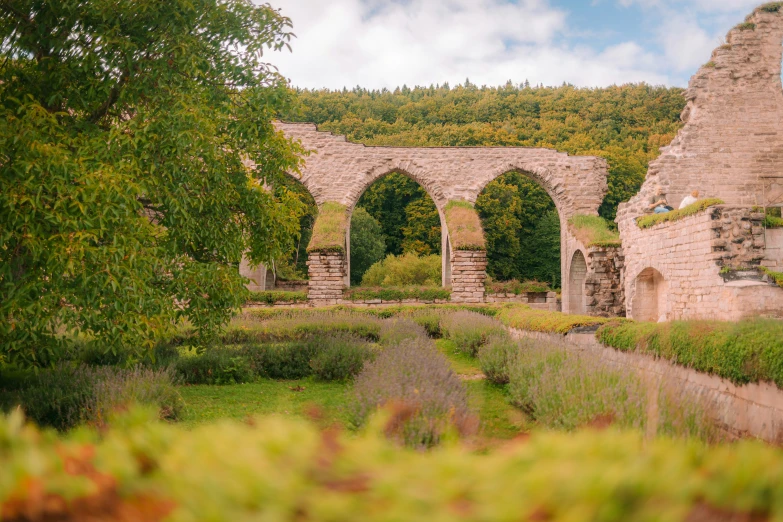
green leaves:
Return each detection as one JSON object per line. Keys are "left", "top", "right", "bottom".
{"left": 0, "top": 0, "right": 302, "bottom": 365}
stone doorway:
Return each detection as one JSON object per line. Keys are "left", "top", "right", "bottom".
{"left": 568, "top": 250, "right": 587, "bottom": 314}
{"left": 632, "top": 268, "right": 666, "bottom": 322}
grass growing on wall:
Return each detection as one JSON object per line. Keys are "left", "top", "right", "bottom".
{"left": 596, "top": 318, "right": 783, "bottom": 387}
{"left": 247, "top": 291, "right": 308, "bottom": 305}
{"left": 636, "top": 198, "right": 724, "bottom": 229}
{"left": 568, "top": 215, "right": 621, "bottom": 247}
{"left": 485, "top": 279, "right": 551, "bottom": 294}
{"left": 307, "top": 202, "right": 348, "bottom": 253}
{"left": 445, "top": 201, "right": 486, "bottom": 250}
{"left": 496, "top": 306, "right": 610, "bottom": 334}
{"left": 761, "top": 267, "right": 783, "bottom": 289}
{"left": 765, "top": 215, "right": 783, "bottom": 228}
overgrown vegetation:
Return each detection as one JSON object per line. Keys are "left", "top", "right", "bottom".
{"left": 0, "top": 0, "right": 304, "bottom": 366}
{"left": 568, "top": 215, "right": 621, "bottom": 247}
{"left": 7, "top": 407, "right": 783, "bottom": 521}
{"left": 444, "top": 201, "right": 486, "bottom": 250}
{"left": 349, "top": 207, "right": 387, "bottom": 284}
{"left": 247, "top": 291, "right": 308, "bottom": 305}
{"left": 597, "top": 318, "right": 783, "bottom": 387}
{"left": 496, "top": 306, "right": 610, "bottom": 334}
{"left": 761, "top": 267, "right": 783, "bottom": 288}
{"left": 308, "top": 202, "right": 349, "bottom": 253}
{"left": 636, "top": 198, "right": 725, "bottom": 229}
{"left": 344, "top": 286, "right": 450, "bottom": 302}
{"left": 760, "top": 2, "right": 783, "bottom": 13}
{"left": 485, "top": 279, "right": 551, "bottom": 294}
{"left": 360, "top": 252, "right": 442, "bottom": 286}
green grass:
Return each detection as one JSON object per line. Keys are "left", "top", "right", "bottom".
{"left": 178, "top": 379, "right": 351, "bottom": 428}
{"left": 436, "top": 339, "right": 529, "bottom": 439}
{"left": 761, "top": 267, "right": 783, "bottom": 288}
{"left": 485, "top": 279, "right": 551, "bottom": 295}
{"left": 307, "top": 202, "right": 348, "bottom": 253}
{"left": 568, "top": 214, "right": 621, "bottom": 247}
{"left": 596, "top": 318, "right": 783, "bottom": 387}
{"left": 344, "top": 286, "right": 451, "bottom": 301}
{"left": 496, "top": 306, "right": 610, "bottom": 334}
{"left": 636, "top": 198, "right": 724, "bottom": 229}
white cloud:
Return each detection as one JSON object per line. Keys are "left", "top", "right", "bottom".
{"left": 268, "top": 0, "right": 673, "bottom": 89}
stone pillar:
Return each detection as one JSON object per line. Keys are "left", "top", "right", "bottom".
{"left": 450, "top": 250, "right": 487, "bottom": 303}
{"left": 307, "top": 252, "right": 346, "bottom": 305}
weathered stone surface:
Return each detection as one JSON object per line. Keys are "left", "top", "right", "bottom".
{"left": 616, "top": 7, "right": 783, "bottom": 320}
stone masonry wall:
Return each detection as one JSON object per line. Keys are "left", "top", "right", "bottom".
{"left": 763, "top": 228, "right": 783, "bottom": 270}
{"left": 584, "top": 246, "right": 625, "bottom": 318}
{"left": 622, "top": 206, "right": 781, "bottom": 321}
{"left": 450, "top": 250, "right": 487, "bottom": 303}
{"left": 510, "top": 328, "right": 783, "bottom": 443}
{"left": 307, "top": 252, "right": 345, "bottom": 305}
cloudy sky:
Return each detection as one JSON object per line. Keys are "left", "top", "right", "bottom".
{"left": 266, "top": 0, "right": 766, "bottom": 90}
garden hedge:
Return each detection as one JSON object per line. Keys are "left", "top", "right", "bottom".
{"left": 4, "top": 408, "right": 783, "bottom": 521}
{"left": 344, "top": 286, "right": 451, "bottom": 302}
{"left": 597, "top": 318, "right": 783, "bottom": 387}
{"left": 247, "top": 290, "right": 308, "bottom": 305}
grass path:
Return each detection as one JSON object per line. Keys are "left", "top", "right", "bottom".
{"left": 436, "top": 339, "right": 530, "bottom": 439}
{"left": 177, "top": 338, "right": 529, "bottom": 441}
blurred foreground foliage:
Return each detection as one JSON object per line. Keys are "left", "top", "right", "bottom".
{"left": 2, "top": 406, "right": 783, "bottom": 521}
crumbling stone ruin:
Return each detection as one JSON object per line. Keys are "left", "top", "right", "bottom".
{"left": 617, "top": 4, "right": 783, "bottom": 321}
{"left": 244, "top": 3, "right": 783, "bottom": 319}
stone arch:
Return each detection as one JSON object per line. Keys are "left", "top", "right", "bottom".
{"left": 345, "top": 169, "right": 449, "bottom": 288}
{"left": 631, "top": 267, "right": 667, "bottom": 322}
{"left": 567, "top": 250, "right": 588, "bottom": 314}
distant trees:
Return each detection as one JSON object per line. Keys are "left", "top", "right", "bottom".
{"left": 350, "top": 208, "right": 386, "bottom": 285}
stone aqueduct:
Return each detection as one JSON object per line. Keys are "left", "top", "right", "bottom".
{"left": 244, "top": 4, "right": 783, "bottom": 320}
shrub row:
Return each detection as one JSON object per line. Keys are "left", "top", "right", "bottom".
{"left": 360, "top": 252, "right": 442, "bottom": 287}
{"left": 597, "top": 318, "right": 783, "bottom": 387}
{"left": 484, "top": 279, "right": 551, "bottom": 295}
{"left": 3, "top": 407, "right": 783, "bottom": 521}
{"left": 496, "top": 306, "right": 609, "bottom": 334}
{"left": 176, "top": 334, "right": 377, "bottom": 385}
{"left": 344, "top": 286, "right": 451, "bottom": 302}
{"left": 0, "top": 364, "right": 182, "bottom": 431}
{"left": 636, "top": 198, "right": 724, "bottom": 229}
{"left": 246, "top": 290, "right": 308, "bottom": 305}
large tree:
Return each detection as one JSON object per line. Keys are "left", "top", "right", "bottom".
{"left": 0, "top": 0, "right": 304, "bottom": 366}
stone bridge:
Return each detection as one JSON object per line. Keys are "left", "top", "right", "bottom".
{"left": 263, "top": 122, "right": 608, "bottom": 305}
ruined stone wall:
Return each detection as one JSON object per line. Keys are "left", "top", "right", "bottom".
{"left": 617, "top": 5, "right": 783, "bottom": 320}
{"left": 584, "top": 246, "right": 625, "bottom": 318}
{"left": 307, "top": 252, "right": 345, "bottom": 305}
{"left": 450, "top": 250, "right": 487, "bottom": 303}
{"left": 618, "top": 8, "right": 783, "bottom": 226}
{"left": 485, "top": 292, "right": 559, "bottom": 311}
{"left": 623, "top": 206, "right": 781, "bottom": 321}
{"left": 763, "top": 228, "right": 783, "bottom": 270}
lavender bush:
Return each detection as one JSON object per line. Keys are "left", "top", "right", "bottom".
{"left": 379, "top": 319, "right": 430, "bottom": 346}
{"left": 507, "top": 340, "right": 717, "bottom": 440}
{"left": 351, "top": 337, "right": 474, "bottom": 448}
{"left": 2, "top": 364, "right": 182, "bottom": 431}
{"left": 441, "top": 311, "right": 506, "bottom": 356}
{"left": 477, "top": 334, "right": 520, "bottom": 384}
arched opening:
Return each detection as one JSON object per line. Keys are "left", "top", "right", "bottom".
{"left": 632, "top": 268, "right": 667, "bottom": 322}
{"left": 348, "top": 171, "right": 445, "bottom": 288}
{"left": 475, "top": 171, "right": 561, "bottom": 292}
{"left": 246, "top": 176, "right": 317, "bottom": 291}
{"left": 568, "top": 251, "right": 587, "bottom": 314}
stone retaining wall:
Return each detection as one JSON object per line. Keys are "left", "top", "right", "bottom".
{"left": 484, "top": 292, "right": 558, "bottom": 311}
{"left": 584, "top": 245, "right": 625, "bottom": 317}
{"left": 509, "top": 328, "right": 783, "bottom": 442}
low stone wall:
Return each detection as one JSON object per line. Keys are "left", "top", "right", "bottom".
{"left": 450, "top": 250, "right": 487, "bottom": 303}
{"left": 509, "top": 328, "right": 783, "bottom": 442}
{"left": 485, "top": 292, "right": 558, "bottom": 311}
